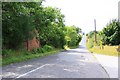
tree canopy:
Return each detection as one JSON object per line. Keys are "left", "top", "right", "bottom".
{"left": 2, "top": 2, "right": 82, "bottom": 50}
{"left": 87, "top": 19, "right": 120, "bottom": 46}
{"left": 101, "top": 19, "right": 120, "bottom": 45}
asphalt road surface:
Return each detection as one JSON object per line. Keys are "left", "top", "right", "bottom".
{"left": 2, "top": 36, "right": 109, "bottom": 78}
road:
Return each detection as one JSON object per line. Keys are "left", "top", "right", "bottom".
{"left": 2, "top": 36, "right": 109, "bottom": 78}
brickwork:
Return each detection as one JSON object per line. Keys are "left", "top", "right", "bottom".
{"left": 25, "top": 37, "right": 40, "bottom": 51}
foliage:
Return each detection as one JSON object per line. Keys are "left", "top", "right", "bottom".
{"left": 87, "top": 31, "right": 94, "bottom": 39}
{"left": 86, "top": 37, "right": 94, "bottom": 49}
{"left": 2, "top": 49, "right": 63, "bottom": 66}
{"left": 2, "top": 2, "right": 39, "bottom": 49}
{"left": 87, "top": 19, "right": 120, "bottom": 47}
{"left": 43, "top": 45, "right": 53, "bottom": 51}
{"left": 2, "top": 2, "right": 65, "bottom": 49}
{"left": 101, "top": 19, "right": 120, "bottom": 45}
{"left": 2, "top": 1, "right": 83, "bottom": 63}
{"left": 86, "top": 30, "right": 103, "bottom": 48}
{"left": 32, "top": 45, "right": 54, "bottom": 54}
{"left": 2, "top": 2, "right": 83, "bottom": 66}
{"left": 2, "top": 49, "right": 13, "bottom": 57}
{"left": 64, "top": 26, "right": 82, "bottom": 47}
{"left": 86, "top": 19, "right": 120, "bottom": 56}
{"left": 34, "top": 6, "right": 66, "bottom": 48}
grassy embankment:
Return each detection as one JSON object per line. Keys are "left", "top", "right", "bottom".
{"left": 2, "top": 49, "right": 63, "bottom": 66}
{"left": 2, "top": 44, "right": 80, "bottom": 66}
{"left": 86, "top": 36, "right": 119, "bottom": 56}
{"left": 2, "top": 44, "right": 64, "bottom": 66}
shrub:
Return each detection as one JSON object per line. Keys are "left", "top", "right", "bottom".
{"left": 32, "top": 48, "right": 38, "bottom": 54}
{"left": 87, "top": 37, "right": 94, "bottom": 49}
{"left": 22, "top": 51, "right": 30, "bottom": 55}
{"left": 37, "top": 47, "right": 46, "bottom": 53}
{"left": 101, "top": 19, "right": 120, "bottom": 45}
{"left": 2, "top": 49, "right": 13, "bottom": 57}
{"left": 117, "top": 46, "right": 120, "bottom": 52}
{"left": 36, "top": 45, "right": 54, "bottom": 53}
{"left": 43, "top": 45, "right": 53, "bottom": 52}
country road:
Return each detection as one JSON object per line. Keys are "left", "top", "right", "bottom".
{"left": 2, "top": 36, "right": 109, "bottom": 78}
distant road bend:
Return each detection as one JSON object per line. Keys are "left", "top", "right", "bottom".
{"left": 2, "top": 36, "right": 109, "bottom": 78}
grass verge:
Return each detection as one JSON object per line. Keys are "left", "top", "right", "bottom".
{"left": 86, "top": 44, "right": 119, "bottom": 56}
{"left": 86, "top": 36, "right": 119, "bottom": 56}
{"left": 2, "top": 49, "right": 64, "bottom": 66}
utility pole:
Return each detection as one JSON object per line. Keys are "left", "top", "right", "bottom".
{"left": 94, "top": 19, "right": 97, "bottom": 45}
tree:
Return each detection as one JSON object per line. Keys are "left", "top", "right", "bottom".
{"left": 2, "top": 2, "right": 40, "bottom": 49}
{"left": 2, "top": 2, "right": 82, "bottom": 51}
{"left": 101, "top": 19, "right": 120, "bottom": 45}
{"left": 64, "top": 26, "right": 82, "bottom": 47}
{"left": 34, "top": 6, "right": 65, "bottom": 48}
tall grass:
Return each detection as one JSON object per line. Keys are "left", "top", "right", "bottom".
{"left": 88, "top": 46, "right": 119, "bottom": 56}
{"left": 86, "top": 35, "right": 119, "bottom": 56}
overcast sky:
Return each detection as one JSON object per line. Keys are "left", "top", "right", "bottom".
{"left": 42, "top": 0, "right": 119, "bottom": 33}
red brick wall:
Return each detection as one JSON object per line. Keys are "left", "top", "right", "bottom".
{"left": 25, "top": 37, "right": 40, "bottom": 51}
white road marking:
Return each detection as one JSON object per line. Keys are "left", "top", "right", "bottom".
{"left": 16, "top": 64, "right": 50, "bottom": 78}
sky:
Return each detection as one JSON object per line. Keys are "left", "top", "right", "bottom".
{"left": 42, "top": 0, "right": 119, "bottom": 33}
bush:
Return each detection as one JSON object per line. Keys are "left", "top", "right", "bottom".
{"left": 37, "top": 47, "right": 46, "bottom": 53}
{"left": 64, "top": 26, "right": 82, "bottom": 47}
{"left": 2, "top": 49, "right": 13, "bottom": 57}
{"left": 22, "top": 50, "right": 30, "bottom": 55}
{"left": 86, "top": 35, "right": 94, "bottom": 49}
{"left": 117, "top": 46, "right": 120, "bottom": 52}
{"left": 101, "top": 19, "right": 120, "bottom": 45}
{"left": 35, "top": 45, "right": 54, "bottom": 54}
{"left": 32, "top": 48, "right": 38, "bottom": 54}
{"left": 43, "top": 45, "right": 53, "bottom": 52}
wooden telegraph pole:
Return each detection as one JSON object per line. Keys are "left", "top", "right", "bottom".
{"left": 94, "top": 19, "right": 97, "bottom": 44}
